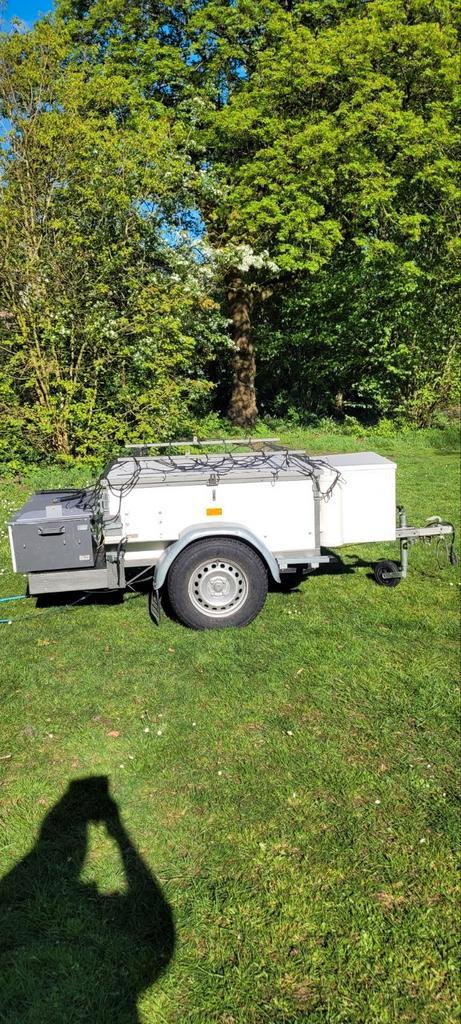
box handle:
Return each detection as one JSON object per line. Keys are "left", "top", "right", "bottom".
{"left": 38, "top": 525, "right": 65, "bottom": 537}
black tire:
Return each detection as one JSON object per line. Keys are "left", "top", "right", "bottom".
{"left": 166, "top": 537, "right": 268, "bottom": 630}
{"left": 373, "top": 559, "right": 402, "bottom": 587}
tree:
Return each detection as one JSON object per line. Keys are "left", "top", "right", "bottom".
{"left": 2, "top": 0, "right": 459, "bottom": 451}
{"left": 0, "top": 18, "right": 226, "bottom": 459}
{"left": 187, "top": 0, "right": 459, "bottom": 421}
{"left": 58, "top": 0, "right": 458, "bottom": 426}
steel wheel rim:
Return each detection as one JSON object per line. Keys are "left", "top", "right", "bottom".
{"left": 188, "top": 559, "right": 249, "bottom": 618}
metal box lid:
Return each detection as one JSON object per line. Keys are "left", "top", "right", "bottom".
{"left": 320, "top": 452, "right": 396, "bottom": 471}
{"left": 9, "top": 490, "right": 93, "bottom": 527}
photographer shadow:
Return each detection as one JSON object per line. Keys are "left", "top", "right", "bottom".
{"left": 0, "top": 776, "right": 175, "bottom": 1024}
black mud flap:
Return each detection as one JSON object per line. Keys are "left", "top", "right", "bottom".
{"left": 148, "top": 586, "right": 161, "bottom": 626}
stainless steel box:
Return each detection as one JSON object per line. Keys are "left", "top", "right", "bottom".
{"left": 8, "top": 490, "right": 96, "bottom": 573}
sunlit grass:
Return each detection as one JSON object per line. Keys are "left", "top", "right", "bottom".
{"left": 0, "top": 426, "right": 459, "bottom": 1023}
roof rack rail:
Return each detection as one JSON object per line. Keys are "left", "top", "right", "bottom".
{"left": 125, "top": 437, "right": 280, "bottom": 450}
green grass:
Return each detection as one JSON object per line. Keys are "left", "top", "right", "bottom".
{"left": 0, "top": 426, "right": 459, "bottom": 1024}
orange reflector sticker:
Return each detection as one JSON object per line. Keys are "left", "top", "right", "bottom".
{"left": 206, "top": 507, "right": 222, "bottom": 516}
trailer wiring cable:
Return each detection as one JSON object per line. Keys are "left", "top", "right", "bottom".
{"left": 71, "top": 456, "right": 144, "bottom": 528}
{"left": 0, "top": 593, "right": 88, "bottom": 625}
{"left": 115, "top": 535, "right": 128, "bottom": 587}
{"left": 90, "top": 447, "right": 342, "bottom": 512}
{"left": 125, "top": 564, "right": 156, "bottom": 592}
{"left": 414, "top": 517, "right": 458, "bottom": 569}
{"left": 434, "top": 521, "right": 457, "bottom": 569}
{"left": 0, "top": 586, "right": 150, "bottom": 627}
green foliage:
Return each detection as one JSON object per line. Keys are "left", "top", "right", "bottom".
{"left": 0, "top": 20, "right": 227, "bottom": 461}
{"left": 0, "top": 0, "right": 459, "bottom": 459}
{"left": 192, "top": 0, "right": 460, "bottom": 420}
{"left": 255, "top": 240, "right": 460, "bottom": 422}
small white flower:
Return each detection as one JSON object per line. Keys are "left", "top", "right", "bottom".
{"left": 375, "top": 799, "right": 381, "bottom": 805}
{"left": 144, "top": 727, "right": 150, "bottom": 733}
{"left": 217, "top": 770, "right": 222, "bottom": 776}
{"left": 157, "top": 729, "right": 163, "bottom": 736}
{"left": 286, "top": 730, "right": 293, "bottom": 736}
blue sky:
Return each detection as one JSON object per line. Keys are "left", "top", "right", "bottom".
{"left": 3, "top": 0, "right": 52, "bottom": 26}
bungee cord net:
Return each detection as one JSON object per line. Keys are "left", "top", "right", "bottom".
{"left": 74, "top": 441, "right": 341, "bottom": 524}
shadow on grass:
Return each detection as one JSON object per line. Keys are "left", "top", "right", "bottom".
{"left": 34, "top": 590, "right": 126, "bottom": 608}
{"left": 33, "top": 566, "right": 153, "bottom": 609}
{"left": 0, "top": 776, "right": 175, "bottom": 1024}
{"left": 272, "top": 550, "right": 381, "bottom": 591}
{"left": 31, "top": 554, "right": 384, "bottom": 620}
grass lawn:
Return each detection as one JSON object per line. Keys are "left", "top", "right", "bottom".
{"left": 0, "top": 426, "right": 459, "bottom": 1024}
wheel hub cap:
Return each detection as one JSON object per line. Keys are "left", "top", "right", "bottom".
{"left": 188, "top": 560, "right": 249, "bottom": 618}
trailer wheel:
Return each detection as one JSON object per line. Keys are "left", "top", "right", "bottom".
{"left": 166, "top": 538, "right": 268, "bottom": 629}
{"left": 374, "top": 559, "right": 401, "bottom": 587}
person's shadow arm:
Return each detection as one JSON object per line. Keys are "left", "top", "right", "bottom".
{"left": 105, "top": 804, "right": 175, "bottom": 968}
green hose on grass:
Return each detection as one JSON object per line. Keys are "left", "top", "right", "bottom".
{"left": 0, "top": 593, "right": 26, "bottom": 623}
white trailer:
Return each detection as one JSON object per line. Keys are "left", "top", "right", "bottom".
{"left": 8, "top": 440, "right": 456, "bottom": 629}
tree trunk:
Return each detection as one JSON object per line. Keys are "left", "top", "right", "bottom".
{"left": 227, "top": 275, "right": 257, "bottom": 427}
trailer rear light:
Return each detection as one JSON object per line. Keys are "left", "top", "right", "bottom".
{"left": 206, "top": 507, "right": 222, "bottom": 516}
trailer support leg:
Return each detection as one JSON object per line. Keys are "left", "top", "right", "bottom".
{"left": 398, "top": 508, "right": 409, "bottom": 580}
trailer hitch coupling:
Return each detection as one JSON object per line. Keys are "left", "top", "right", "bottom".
{"left": 374, "top": 507, "right": 457, "bottom": 586}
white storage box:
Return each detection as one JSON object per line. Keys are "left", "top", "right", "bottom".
{"left": 318, "top": 452, "right": 396, "bottom": 547}
{"left": 106, "top": 471, "right": 317, "bottom": 564}
{"left": 103, "top": 450, "right": 396, "bottom": 564}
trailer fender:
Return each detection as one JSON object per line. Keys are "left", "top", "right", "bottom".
{"left": 154, "top": 523, "right": 281, "bottom": 589}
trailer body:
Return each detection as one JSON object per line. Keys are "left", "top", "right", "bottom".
{"left": 101, "top": 450, "right": 396, "bottom": 561}
{"left": 9, "top": 450, "right": 397, "bottom": 586}
{"left": 7, "top": 444, "right": 455, "bottom": 628}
